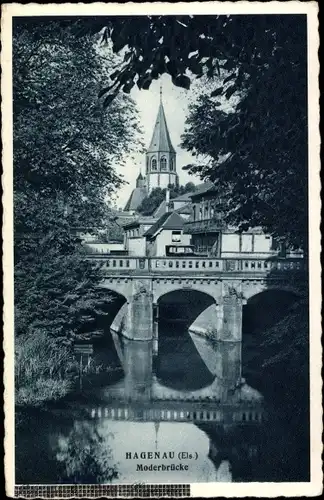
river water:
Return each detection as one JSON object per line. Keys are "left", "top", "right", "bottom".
{"left": 15, "top": 397, "right": 309, "bottom": 484}
{"left": 15, "top": 327, "right": 309, "bottom": 484}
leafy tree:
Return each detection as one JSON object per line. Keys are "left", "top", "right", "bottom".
{"left": 137, "top": 182, "right": 196, "bottom": 215}
{"left": 55, "top": 421, "right": 119, "bottom": 483}
{"left": 13, "top": 19, "right": 142, "bottom": 405}
{"left": 77, "top": 16, "right": 283, "bottom": 95}
{"left": 14, "top": 20, "right": 142, "bottom": 225}
{"left": 137, "top": 187, "right": 166, "bottom": 215}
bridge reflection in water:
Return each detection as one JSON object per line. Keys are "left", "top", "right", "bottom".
{"left": 15, "top": 400, "right": 266, "bottom": 484}
{"left": 89, "top": 402, "right": 265, "bottom": 424}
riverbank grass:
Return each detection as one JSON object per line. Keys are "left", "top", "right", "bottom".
{"left": 15, "top": 330, "right": 78, "bottom": 407}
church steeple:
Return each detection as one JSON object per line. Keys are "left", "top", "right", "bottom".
{"left": 147, "top": 95, "right": 175, "bottom": 154}
{"left": 145, "top": 85, "right": 178, "bottom": 193}
{"left": 136, "top": 170, "right": 145, "bottom": 188}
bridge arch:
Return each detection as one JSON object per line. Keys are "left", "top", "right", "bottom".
{"left": 242, "top": 282, "right": 302, "bottom": 302}
{"left": 154, "top": 289, "right": 217, "bottom": 391}
{"left": 153, "top": 281, "right": 221, "bottom": 305}
{"left": 157, "top": 287, "right": 217, "bottom": 305}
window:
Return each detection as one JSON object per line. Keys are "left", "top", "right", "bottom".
{"left": 170, "top": 159, "right": 174, "bottom": 171}
{"left": 172, "top": 230, "right": 181, "bottom": 242}
{"left": 151, "top": 158, "right": 157, "bottom": 170}
{"left": 160, "top": 157, "right": 167, "bottom": 171}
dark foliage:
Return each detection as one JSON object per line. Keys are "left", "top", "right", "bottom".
{"left": 137, "top": 182, "right": 196, "bottom": 215}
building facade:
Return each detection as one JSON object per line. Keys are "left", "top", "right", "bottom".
{"left": 184, "top": 183, "right": 302, "bottom": 259}
{"left": 123, "top": 89, "right": 179, "bottom": 213}
{"left": 144, "top": 212, "right": 191, "bottom": 257}
{"left": 123, "top": 216, "right": 158, "bottom": 256}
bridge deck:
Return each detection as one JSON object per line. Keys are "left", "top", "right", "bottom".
{"left": 88, "top": 255, "right": 305, "bottom": 276}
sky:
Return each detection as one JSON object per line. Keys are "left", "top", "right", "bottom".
{"left": 113, "top": 73, "right": 200, "bottom": 209}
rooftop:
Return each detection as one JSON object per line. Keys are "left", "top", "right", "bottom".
{"left": 189, "top": 181, "right": 216, "bottom": 199}
{"left": 124, "top": 186, "right": 148, "bottom": 212}
{"left": 144, "top": 211, "right": 185, "bottom": 238}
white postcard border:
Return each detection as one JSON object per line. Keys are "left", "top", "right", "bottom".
{"left": 2, "top": 2, "right": 321, "bottom": 497}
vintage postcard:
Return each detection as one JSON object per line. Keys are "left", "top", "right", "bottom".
{"left": 2, "top": 1, "right": 321, "bottom": 498}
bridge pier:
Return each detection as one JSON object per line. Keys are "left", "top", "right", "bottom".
{"left": 123, "top": 339, "right": 153, "bottom": 402}
{"left": 110, "top": 280, "right": 154, "bottom": 402}
{"left": 153, "top": 303, "right": 159, "bottom": 357}
{"left": 217, "top": 288, "right": 243, "bottom": 400}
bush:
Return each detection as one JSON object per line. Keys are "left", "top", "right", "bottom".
{"left": 15, "top": 330, "right": 78, "bottom": 406}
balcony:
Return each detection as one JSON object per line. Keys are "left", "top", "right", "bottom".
{"left": 184, "top": 217, "right": 225, "bottom": 234}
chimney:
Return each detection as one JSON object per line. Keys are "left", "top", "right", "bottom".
{"left": 165, "top": 188, "right": 170, "bottom": 213}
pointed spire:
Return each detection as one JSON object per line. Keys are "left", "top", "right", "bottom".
{"left": 136, "top": 167, "right": 145, "bottom": 188}
{"left": 147, "top": 97, "right": 175, "bottom": 153}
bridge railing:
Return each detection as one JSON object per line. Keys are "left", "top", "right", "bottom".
{"left": 89, "top": 255, "right": 305, "bottom": 273}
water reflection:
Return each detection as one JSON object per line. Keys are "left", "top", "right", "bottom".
{"left": 16, "top": 401, "right": 272, "bottom": 484}
{"left": 54, "top": 420, "right": 118, "bottom": 483}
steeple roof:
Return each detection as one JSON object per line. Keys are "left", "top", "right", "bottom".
{"left": 147, "top": 101, "right": 176, "bottom": 154}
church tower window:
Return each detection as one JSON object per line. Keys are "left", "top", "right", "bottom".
{"left": 170, "top": 159, "right": 174, "bottom": 171}
{"left": 151, "top": 158, "right": 157, "bottom": 171}
{"left": 160, "top": 157, "right": 167, "bottom": 171}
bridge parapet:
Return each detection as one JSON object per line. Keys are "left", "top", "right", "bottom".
{"left": 88, "top": 255, "right": 305, "bottom": 275}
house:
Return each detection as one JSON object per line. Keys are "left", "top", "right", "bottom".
{"left": 123, "top": 216, "right": 158, "bottom": 256}
{"left": 184, "top": 182, "right": 303, "bottom": 258}
{"left": 183, "top": 182, "right": 224, "bottom": 256}
{"left": 144, "top": 211, "right": 191, "bottom": 257}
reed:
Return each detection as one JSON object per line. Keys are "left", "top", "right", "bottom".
{"left": 15, "top": 330, "right": 78, "bottom": 406}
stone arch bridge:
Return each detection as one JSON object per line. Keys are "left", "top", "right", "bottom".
{"left": 89, "top": 255, "right": 305, "bottom": 402}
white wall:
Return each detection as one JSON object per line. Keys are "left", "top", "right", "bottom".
{"left": 85, "top": 242, "right": 124, "bottom": 253}
{"left": 147, "top": 172, "right": 178, "bottom": 191}
{"left": 155, "top": 230, "right": 191, "bottom": 256}
{"left": 241, "top": 234, "right": 253, "bottom": 252}
{"left": 221, "top": 234, "right": 240, "bottom": 253}
{"left": 253, "top": 234, "right": 272, "bottom": 252}
{"left": 221, "top": 232, "right": 275, "bottom": 257}
{"left": 128, "top": 237, "right": 146, "bottom": 256}
{"left": 173, "top": 200, "right": 187, "bottom": 210}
